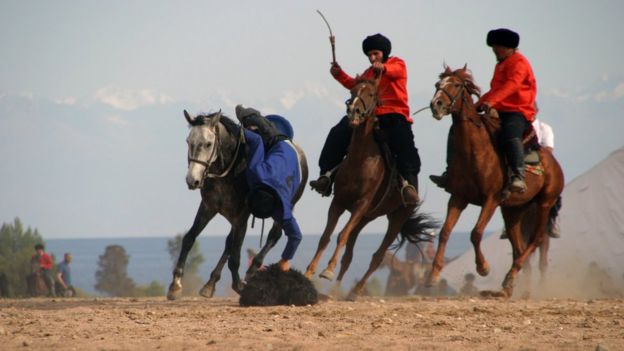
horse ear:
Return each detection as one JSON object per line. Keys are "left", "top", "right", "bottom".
{"left": 209, "top": 110, "right": 222, "bottom": 127}
{"left": 184, "top": 110, "right": 195, "bottom": 125}
{"left": 463, "top": 63, "right": 468, "bottom": 71}
{"left": 443, "top": 63, "right": 452, "bottom": 74}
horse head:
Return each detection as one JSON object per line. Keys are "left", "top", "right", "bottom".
{"left": 346, "top": 77, "right": 380, "bottom": 128}
{"left": 430, "top": 64, "right": 480, "bottom": 120}
{"left": 184, "top": 110, "right": 222, "bottom": 189}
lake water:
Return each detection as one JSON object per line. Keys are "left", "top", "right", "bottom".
{"left": 45, "top": 232, "right": 480, "bottom": 296}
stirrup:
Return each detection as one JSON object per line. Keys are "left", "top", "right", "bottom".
{"left": 400, "top": 182, "right": 420, "bottom": 206}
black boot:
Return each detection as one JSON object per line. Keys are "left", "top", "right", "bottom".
{"left": 430, "top": 125, "right": 454, "bottom": 189}
{"left": 236, "top": 105, "right": 286, "bottom": 149}
{"left": 309, "top": 172, "right": 333, "bottom": 197}
{"left": 429, "top": 171, "right": 448, "bottom": 188}
{"left": 505, "top": 138, "right": 527, "bottom": 193}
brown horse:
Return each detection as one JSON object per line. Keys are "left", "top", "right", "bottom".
{"left": 428, "top": 65, "right": 564, "bottom": 297}
{"left": 304, "top": 77, "right": 434, "bottom": 301}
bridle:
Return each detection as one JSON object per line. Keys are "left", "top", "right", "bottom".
{"left": 346, "top": 83, "right": 378, "bottom": 124}
{"left": 187, "top": 122, "right": 245, "bottom": 179}
{"left": 434, "top": 75, "right": 482, "bottom": 127}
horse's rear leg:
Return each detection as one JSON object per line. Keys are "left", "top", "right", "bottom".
{"left": 347, "top": 211, "right": 405, "bottom": 301}
{"left": 320, "top": 211, "right": 366, "bottom": 281}
{"left": 428, "top": 196, "right": 467, "bottom": 286}
{"left": 245, "top": 222, "right": 282, "bottom": 281}
{"left": 167, "top": 205, "right": 215, "bottom": 300}
{"left": 305, "top": 201, "right": 344, "bottom": 279}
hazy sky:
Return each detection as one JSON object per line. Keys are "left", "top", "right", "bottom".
{"left": 1, "top": 1, "right": 622, "bottom": 239}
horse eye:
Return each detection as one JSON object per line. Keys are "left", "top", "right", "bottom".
{"left": 205, "top": 142, "right": 212, "bottom": 148}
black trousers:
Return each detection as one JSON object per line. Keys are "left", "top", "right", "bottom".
{"left": 318, "top": 113, "right": 421, "bottom": 179}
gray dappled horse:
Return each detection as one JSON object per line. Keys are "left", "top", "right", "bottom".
{"left": 167, "top": 110, "right": 308, "bottom": 300}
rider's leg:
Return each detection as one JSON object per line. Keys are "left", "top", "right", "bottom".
{"left": 235, "top": 105, "right": 286, "bottom": 149}
{"left": 430, "top": 125, "right": 455, "bottom": 188}
{"left": 378, "top": 114, "right": 421, "bottom": 205}
{"left": 310, "top": 116, "right": 351, "bottom": 196}
{"left": 500, "top": 112, "right": 530, "bottom": 193}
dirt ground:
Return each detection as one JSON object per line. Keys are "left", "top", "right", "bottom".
{"left": 1, "top": 296, "right": 622, "bottom": 351}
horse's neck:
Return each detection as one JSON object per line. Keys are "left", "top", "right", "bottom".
{"left": 348, "top": 118, "right": 378, "bottom": 157}
{"left": 451, "top": 102, "right": 498, "bottom": 161}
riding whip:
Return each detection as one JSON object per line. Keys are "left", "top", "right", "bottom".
{"left": 316, "top": 10, "right": 336, "bottom": 64}
{"left": 412, "top": 106, "right": 431, "bottom": 116}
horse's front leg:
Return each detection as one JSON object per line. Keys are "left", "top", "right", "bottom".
{"left": 305, "top": 201, "right": 344, "bottom": 279}
{"left": 428, "top": 196, "right": 467, "bottom": 287}
{"left": 504, "top": 204, "right": 551, "bottom": 294}
{"left": 167, "top": 204, "right": 215, "bottom": 300}
{"left": 470, "top": 198, "right": 499, "bottom": 277}
{"left": 226, "top": 221, "right": 248, "bottom": 294}
{"left": 336, "top": 218, "right": 371, "bottom": 282}
{"left": 198, "top": 233, "right": 232, "bottom": 298}
{"left": 245, "top": 222, "right": 282, "bottom": 282}
{"left": 320, "top": 209, "right": 367, "bottom": 281}
{"left": 346, "top": 211, "right": 404, "bottom": 301}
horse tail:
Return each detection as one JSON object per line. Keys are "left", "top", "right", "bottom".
{"left": 396, "top": 205, "right": 440, "bottom": 249}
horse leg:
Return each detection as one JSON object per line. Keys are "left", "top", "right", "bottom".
{"left": 225, "top": 222, "right": 247, "bottom": 294}
{"left": 495, "top": 206, "right": 531, "bottom": 298}
{"left": 539, "top": 235, "right": 549, "bottom": 280}
{"left": 470, "top": 199, "right": 499, "bottom": 277}
{"left": 346, "top": 211, "right": 404, "bottom": 301}
{"left": 167, "top": 204, "right": 215, "bottom": 300}
{"left": 336, "top": 218, "right": 371, "bottom": 282}
{"left": 245, "top": 222, "right": 282, "bottom": 282}
{"left": 428, "top": 196, "right": 467, "bottom": 286}
{"left": 320, "top": 210, "right": 367, "bottom": 281}
{"left": 509, "top": 204, "right": 551, "bottom": 286}
{"left": 198, "top": 235, "right": 231, "bottom": 298}
{"left": 305, "top": 201, "right": 345, "bottom": 278}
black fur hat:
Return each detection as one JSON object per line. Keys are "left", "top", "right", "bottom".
{"left": 248, "top": 186, "right": 278, "bottom": 219}
{"left": 240, "top": 264, "right": 319, "bottom": 306}
{"left": 362, "top": 33, "right": 392, "bottom": 61}
{"left": 486, "top": 28, "right": 520, "bottom": 49}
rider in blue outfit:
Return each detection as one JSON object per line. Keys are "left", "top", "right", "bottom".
{"left": 237, "top": 105, "right": 303, "bottom": 272}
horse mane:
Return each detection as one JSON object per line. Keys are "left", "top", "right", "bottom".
{"left": 194, "top": 112, "right": 241, "bottom": 135}
{"left": 439, "top": 66, "right": 481, "bottom": 97}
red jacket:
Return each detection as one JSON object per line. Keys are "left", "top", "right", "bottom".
{"left": 478, "top": 51, "right": 537, "bottom": 121}
{"left": 332, "top": 56, "right": 412, "bottom": 123}
{"left": 35, "top": 253, "right": 53, "bottom": 270}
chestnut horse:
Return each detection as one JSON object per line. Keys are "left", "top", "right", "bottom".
{"left": 428, "top": 66, "right": 564, "bottom": 297}
{"left": 304, "top": 77, "right": 436, "bottom": 301}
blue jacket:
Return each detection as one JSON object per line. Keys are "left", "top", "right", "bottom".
{"left": 244, "top": 130, "right": 302, "bottom": 260}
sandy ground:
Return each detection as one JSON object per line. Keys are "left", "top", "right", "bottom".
{"left": 1, "top": 296, "right": 623, "bottom": 351}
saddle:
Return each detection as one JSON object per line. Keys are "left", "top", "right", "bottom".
{"left": 482, "top": 111, "right": 541, "bottom": 168}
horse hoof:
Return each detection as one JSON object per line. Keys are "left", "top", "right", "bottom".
{"left": 477, "top": 262, "right": 490, "bottom": 277}
{"left": 304, "top": 271, "right": 314, "bottom": 280}
{"left": 319, "top": 270, "right": 334, "bottom": 281}
{"left": 199, "top": 284, "right": 215, "bottom": 298}
{"left": 426, "top": 273, "right": 440, "bottom": 287}
{"left": 166, "top": 282, "right": 182, "bottom": 301}
{"left": 346, "top": 291, "right": 358, "bottom": 302}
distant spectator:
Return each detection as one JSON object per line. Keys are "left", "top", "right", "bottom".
{"left": 55, "top": 253, "right": 75, "bottom": 297}
{"left": 32, "top": 244, "right": 55, "bottom": 297}
{"left": 435, "top": 279, "right": 456, "bottom": 297}
{"left": 459, "top": 273, "right": 479, "bottom": 297}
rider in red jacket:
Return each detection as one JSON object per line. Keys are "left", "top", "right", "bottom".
{"left": 310, "top": 33, "right": 421, "bottom": 206}
{"left": 431, "top": 28, "right": 536, "bottom": 193}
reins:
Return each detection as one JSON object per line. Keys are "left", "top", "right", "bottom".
{"left": 187, "top": 123, "right": 245, "bottom": 179}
